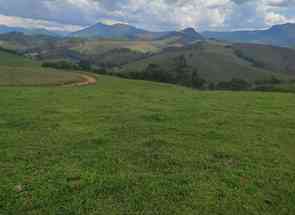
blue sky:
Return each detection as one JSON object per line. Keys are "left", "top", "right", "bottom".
{"left": 0, "top": 0, "right": 295, "bottom": 32}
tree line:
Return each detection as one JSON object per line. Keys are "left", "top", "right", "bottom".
{"left": 42, "top": 55, "right": 287, "bottom": 91}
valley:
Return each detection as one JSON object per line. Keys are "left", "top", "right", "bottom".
{"left": 2, "top": 26, "right": 295, "bottom": 91}
{"left": 1, "top": 21, "right": 295, "bottom": 215}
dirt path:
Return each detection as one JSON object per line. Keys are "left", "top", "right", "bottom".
{"left": 65, "top": 74, "right": 97, "bottom": 87}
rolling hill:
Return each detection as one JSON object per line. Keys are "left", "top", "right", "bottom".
{"left": 0, "top": 30, "right": 204, "bottom": 64}
{"left": 116, "top": 41, "right": 295, "bottom": 85}
{"left": 0, "top": 32, "right": 60, "bottom": 53}
{"left": 232, "top": 43, "right": 295, "bottom": 75}
{"left": 203, "top": 23, "right": 295, "bottom": 48}
{"left": 0, "top": 49, "right": 86, "bottom": 86}
{"left": 1, "top": 25, "right": 295, "bottom": 90}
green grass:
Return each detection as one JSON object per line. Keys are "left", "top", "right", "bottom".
{"left": 0, "top": 50, "right": 39, "bottom": 67}
{"left": 1, "top": 75, "right": 295, "bottom": 214}
{"left": 70, "top": 39, "right": 161, "bottom": 55}
{"left": 69, "top": 37, "right": 190, "bottom": 56}
{"left": 0, "top": 50, "right": 84, "bottom": 86}
{"left": 265, "top": 83, "right": 295, "bottom": 93}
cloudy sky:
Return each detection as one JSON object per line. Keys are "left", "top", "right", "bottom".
{"left": 0, "top": 0, "right": 295, "bottom": 32}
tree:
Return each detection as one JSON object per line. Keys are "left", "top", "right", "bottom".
{"left": 192, "top": 70, "right": 206, "bottom": 89}
{"left": 78, "top": 60, "right": 91, "bottom": 70}
{"left": 216, "top": 78, "right": 251, "bottom": 91}
{"left": 208, "top": 82, "right": 216, "bottom": 90}
{"left": 142, "top": 64, "right": 174, "bottom": 83}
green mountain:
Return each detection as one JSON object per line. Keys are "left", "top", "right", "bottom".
{"left": 115, "top": 41, "right": 295, "bottom": 85}
{"left": 203, "top": 23, "right": 295, "bottom": 48}
{"left": 2, "top": 26, "right": 295, "bottom": 90}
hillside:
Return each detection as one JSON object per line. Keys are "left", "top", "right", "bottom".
{"left": 2, "top": 30, "right": 295, "bottom": 89}
{"left": 1, "top": 75, "right": 295, "bottom": 214}
{"left": 0, "top": 32, "right": 60, "bottom": 52}
{"left": 116, "top": 41, "right": 294, "bottom": 84}
{"left": 0, "top": 49, "right": 85, "bottom": 86}
{"left": 203, "top": 23, "right": 295, "bottom": 48}
{"left": 232, "top": 43, "right": 295, "bottom": 75}
{"left": 0, "top": 32, "right": 204, "bottom": 65}
{"left": 0, "top": 48, "right": 40, "bottom": 67}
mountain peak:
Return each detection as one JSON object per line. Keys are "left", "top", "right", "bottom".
{"left": 70, "top": 22, "right": 204, "bottom": 41}
{"left": 177, "top": 27, "right": 204, "bottom": 41}
{"left": 181, "top": 27, "right": 197, "bottom": 34}
{"left": 269, "top": 22, "right": 295, "bottom": 31}
{"left": 112, "top": 23, "right": 131, "bottom": 27}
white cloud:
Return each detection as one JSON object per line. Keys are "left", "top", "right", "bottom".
{"left": 0, "top": 14, "right": 83, "bottom": 32}
{"left": 0, "top": 0, "right": 295, "bottom": 31}
{"left": 264, "top": 11, "right": 295, "bottom": 25}
{"left": 265, "top": 12, "right": 287, "bottom": 25}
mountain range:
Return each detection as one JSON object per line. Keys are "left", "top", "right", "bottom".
{"left": 203, "top": 23, "right": 295, "bottom": 48}
{"left": 2, "top": 21, "right": 295, "bottom": 90}
{"left": 65, "top": 22, "right": 295, "bottom": 48}
{"left": 0, "top": 22, "right": 205, "bottom": 44}
{"left": 69, "top": 22, "right": 204, "bottom": 42}
{"left": 0, "top": 25, "right": 68, "bottom": 37}
{"left": 1, "top": 22, "right": 295, "bottom": 48}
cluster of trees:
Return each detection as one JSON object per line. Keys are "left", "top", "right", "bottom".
{"left": 122, "top": 55, "right": 286, "bottom": 91}
{"left": 42, "top": 61, "right": 81, "bottom": 70}
{"left": 210, "top": 76, "right": 287, "bottom": 91}
{"left": 212, "top": 79, "right": 252, "bottom": 91}
{"left": 124, "top": 55, "right": 206, "bottom": 89}
{"left": 0, "top": 47, "right": 22, "bottom": 55}
{"left": 95, "top": 48, "right": 150, "bottom": 68}
{"left": 234, "top": 49, "right": 266, "bottom": 69}
{"left": 253, "top": 76, "right": 285, "bottom": 91}
{"left": 254, "top": 76, "right": 282, "bottom": 85}
{"left": 42, "top": 60, "right": 107, "bottom": 74}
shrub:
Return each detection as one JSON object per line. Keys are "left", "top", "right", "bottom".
{"left": 142, "top": 64, "right": 175, "bottom": 83}
{"left": 216, "top": 79, "right": 252, "bottom": 91}
{"left": 42, "top": 61, "right": 80, "bottom": 70}
{"left": 192, "top": 71, "right": 206, "bottom": 89}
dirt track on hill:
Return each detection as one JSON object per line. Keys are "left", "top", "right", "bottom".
{"left": 65, "top": 74, "right": 97, "bottom": 87}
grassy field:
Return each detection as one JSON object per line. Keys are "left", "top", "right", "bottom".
{"left": 71, "top": 39, "right": 162, "bottom": 54}
{"left": 0, "top": 50, "right": 40, "bottom": 67}
{"left": 0, "top": 50, "right": 84, "bottom": 86}
{"left": 1, "top": 75, "right": 295, "bottom": 214}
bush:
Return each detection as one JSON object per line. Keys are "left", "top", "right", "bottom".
{"left": 78, "top": 60, "right": 92, "bottom": 70}
{"left": 0, "top": 47, "right": 22, "bottom": 55}
{"left": 208, "top": 82, "right": 216, "bottom": 90}
{"left": 93, "top": 68, "right": 107, "bottom": 75}
{"left": 234, "top": 49, "right": 265, "bottom": 69}
{"left": 42, "top": 61, "right": 80, "bottom": 70}
{"left": 216, "top": 79, "right": 252, "bottom": 91}
{"left": 255, "top": 76, "right": 283, "bottom": 85}
{"left": 192, "top": 71, "right": 206, "bottom": 89}
{"left": 142, "top": 64, "right": 175, "bottom": 83}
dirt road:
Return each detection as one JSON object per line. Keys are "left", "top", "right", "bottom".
{"left": 65, "top": 74, "right": 97, "bottom": 87}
